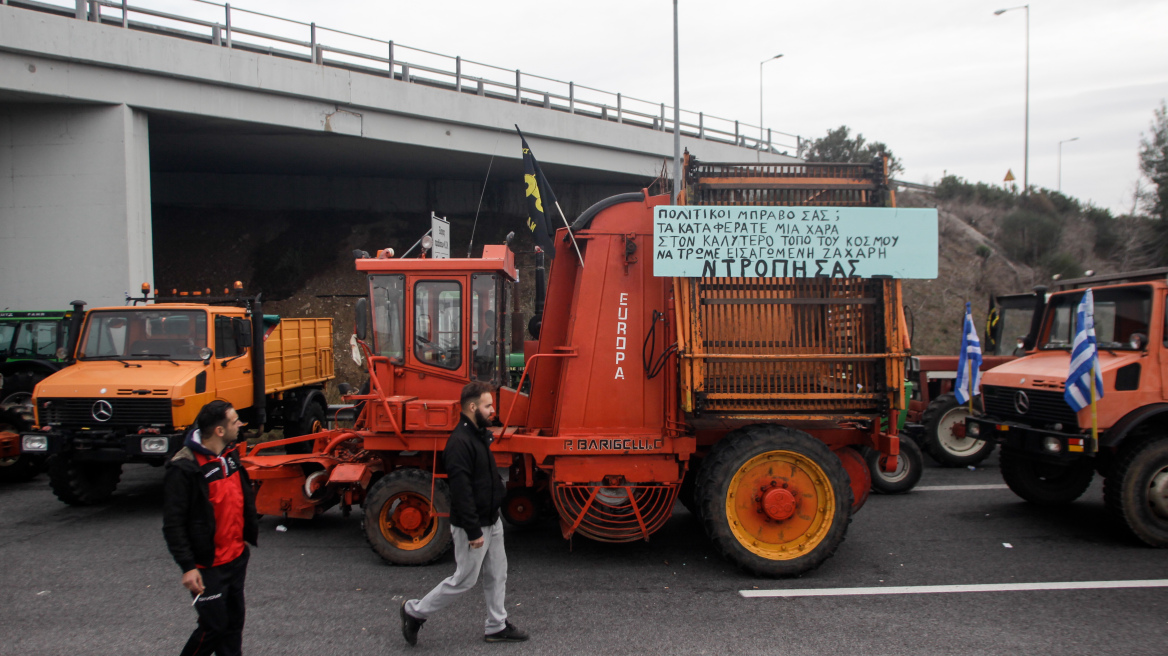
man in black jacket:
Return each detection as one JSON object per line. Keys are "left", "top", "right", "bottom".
{"left": 401, "top": 381, "right": 528, "bottom": 645}
{"left": 163, "top": 400, "right": 258, "bottom": 656}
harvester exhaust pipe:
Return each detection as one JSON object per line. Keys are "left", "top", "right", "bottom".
{"left": 1021, "top": 285, "right": 1047, "bottom": 351}
{"left": 250, "top": 294, "right": 267, "bottom": 430}
{"left": 529, "top": 247, "right": 546, "bottom": 340}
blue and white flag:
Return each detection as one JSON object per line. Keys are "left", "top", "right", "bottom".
{"left": 955, "top": 302, "right": 983, "bottom": 404}
{"left": 1064, "top": 289, "right": 1104, "bottom": 412}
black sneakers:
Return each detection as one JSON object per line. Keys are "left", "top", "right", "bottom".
{"left": 400, "top": 601, "right": 425, "bottom": 646}
{"left": 484, "top": 621, "right": 529, "bottom": 643}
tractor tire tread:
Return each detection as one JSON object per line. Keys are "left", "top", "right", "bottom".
{"left": 1103, "top": 436, "right": 1168, "bottom": 547}
{"left": 696, "top": 424, "right": 852, "bottom": 578}
{"left": 921, "top": 393, "right": 994, "bottom": 467}
{"left": 362, "top": 467, "right": 453, "bottom": 566}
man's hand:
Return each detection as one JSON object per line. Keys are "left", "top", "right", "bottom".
{"left": 182, "top": 569, "right": 205, "bottom": 595}
{"left": 469, "top": 537, "right": 485, "bottom": 549}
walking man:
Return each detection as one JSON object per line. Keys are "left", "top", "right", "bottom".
{"left": 163, "top": 400, "right": 258, "bottom": 656}
{"left": 401, "top": 381, "right": 528, "bottom": 645}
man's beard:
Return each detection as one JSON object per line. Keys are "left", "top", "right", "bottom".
{"left": 474, "top": 407, "right": 492, "bottom": 429}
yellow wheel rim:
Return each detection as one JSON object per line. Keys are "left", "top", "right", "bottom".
{"left": 724, "top": 450, "right": 836, "bottom": 560}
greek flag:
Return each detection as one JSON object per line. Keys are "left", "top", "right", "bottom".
{"left": 1064, "top": 289, "right": 1104, "bottom": 412}
{"left": 955, "top": 302, "right": 982, "bottom": 404}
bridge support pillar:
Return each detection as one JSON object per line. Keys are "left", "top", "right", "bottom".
{"left": 0, "top": 103, "right": 153, "bottom": 309}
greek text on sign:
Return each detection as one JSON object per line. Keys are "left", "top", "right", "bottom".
{"left": 652, "top": 206, "right": 938, "bottom": 279}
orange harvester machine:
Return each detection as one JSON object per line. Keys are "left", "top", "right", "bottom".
{"left": 242, "top": 155, "right": 909, "bottom": 576}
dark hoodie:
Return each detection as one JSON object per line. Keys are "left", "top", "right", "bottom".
{"left": 162, "top": 429, "right": 258, "bottom": 573}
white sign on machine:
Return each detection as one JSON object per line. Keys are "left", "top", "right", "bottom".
{"left": 652, "top": 206, "right": 939, "bottom": 279}
{"left": 430, "top": 214, "right": 450, "bottom": 259}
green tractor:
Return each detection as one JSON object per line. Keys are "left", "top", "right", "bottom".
{"left": 0, "top": 303, "right": 85, "bottom": 482}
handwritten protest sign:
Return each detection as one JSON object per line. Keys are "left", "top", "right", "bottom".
{"left": 652, "top": 206, "right": 937, "bottom": 279}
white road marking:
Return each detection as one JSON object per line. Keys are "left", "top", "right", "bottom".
{"left": 740, "top": 579, "right": 1168, "bottom": 598}
{"left": 913, "top": 484, "right": 1009, "bottom": 491}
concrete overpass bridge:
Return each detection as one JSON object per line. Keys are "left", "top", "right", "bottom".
{"left": 0, "top": 0, "right": 800, "bottom": 308}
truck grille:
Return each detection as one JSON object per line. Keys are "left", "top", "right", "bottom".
{"left": 981, "top": 385, "right": 1078, "bottom": 427}
{"left": 39, "top": 398, "right": 172, "bottom": 427}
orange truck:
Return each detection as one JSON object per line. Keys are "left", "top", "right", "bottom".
{"left": 967, "top": 268, "right": 1168, "bottom": 547}
{"left": 20, "top": 289, "right": 335, "bottom": 505}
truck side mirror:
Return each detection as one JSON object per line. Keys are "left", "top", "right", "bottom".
{"left": 355, "top": 298, "right": 369, "bottom": 342}
{"left": 233, "top": 317, "right": 252, "bottom": 351}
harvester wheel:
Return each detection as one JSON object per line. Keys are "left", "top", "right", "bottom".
{"left": 697, "top": 424, "right": 852, "bottom": 578}
{"left": 921, "top": 393, "right": 994, "bottom": 467}
{"left": 501, "top": 488, "right": 542, "bottom": 528}
{"left": 363, "top": 468, "right": 452, "bottom": 566}
{"left": 0, "top": 412, "right": 39, "bottom": 483}
{"left": 865, "top": 438, "right": 923, "bottom": 495}
{"left": 1104, "top": 436, "right": 1168, "bottom": 547}
{"left": 1000, "top": 447, "right": 1094, "bottom": 506}
{"left": 47, "top": 456, "right": 122, "bottom": 505}
{"left": 284, "top": 403, "right": 326, "bottom": 455}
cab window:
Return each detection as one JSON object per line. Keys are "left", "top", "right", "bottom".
{"left": 371, "top": 275, "right": 405, "bottom": 361}
{"left": 414, "top": 281, "right": 461, "bottom": 370}
{"left": 14, "top": 321, "right": 60, "bottom": 358}
{"left": 472, "top": 274, "right": 500, "bottom": 383}
{"left": 215, "top": 316, "right": 245, "bottom": 358}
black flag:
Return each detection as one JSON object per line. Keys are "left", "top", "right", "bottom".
{"left": 517, "top": 126, "right": 558, "bottom": 258}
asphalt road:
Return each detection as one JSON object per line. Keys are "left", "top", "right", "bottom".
{"left": 2, "top": 452, "right": 1167, "bottom": 656}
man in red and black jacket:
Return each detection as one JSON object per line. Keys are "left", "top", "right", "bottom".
{"left": 163, "top": 400, "right": 258, "bottom": 656}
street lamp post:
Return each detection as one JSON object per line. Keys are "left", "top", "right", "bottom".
{"left": 758, "top": 54, "right": 783, "bottom": 162}
{"left": 994, "top": 5, "right": 1029, "bottom": 193}
{"left": 1058, "top": 137, "right": 1079, "bottom": 192}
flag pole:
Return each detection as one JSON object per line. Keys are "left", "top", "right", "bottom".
{"left": 967, "top": 359, "right": 973, "bottom": 413}
{"left": 552, "top": 200, "right": 586, "bottom": 268}
{"left": 1089, "top": 365, "right": 1098, "bottom": 454}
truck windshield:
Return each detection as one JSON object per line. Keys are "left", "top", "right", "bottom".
{"left": 1042, "top": 286, "right": 1152, "bottom": 351}
{"left": 79, "top": 310, "right": 208, "bottom": 361}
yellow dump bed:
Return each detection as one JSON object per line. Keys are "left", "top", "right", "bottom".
{"left": 263, "top": 318, "right": 334, "bottom": 394}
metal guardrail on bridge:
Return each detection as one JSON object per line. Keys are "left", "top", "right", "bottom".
{"left": 4, "top": 0, "right": 805, "bottom": 155}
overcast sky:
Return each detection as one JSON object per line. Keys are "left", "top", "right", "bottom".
{"left": 173, "top": 0, "right": 1167, "bottom": 215}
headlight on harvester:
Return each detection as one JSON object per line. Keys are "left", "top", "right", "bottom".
{"left": 141, "top": 437, "right": 169, "bottom": 453}
{"left": 967, "top": 422, "right": 980, "bottom": 437}
{"left": 22, "top": 435, "right": 48, "bottom": 452}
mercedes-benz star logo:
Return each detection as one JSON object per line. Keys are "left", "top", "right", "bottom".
{"left": 91, "top": 400, "right": 113, "bottom": 422}
{"left": 1013, "top": 390, "right": 1030, "bottom": 415}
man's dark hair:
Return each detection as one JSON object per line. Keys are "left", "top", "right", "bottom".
{"left": 460, "top": 381, "right": 493, "bottom": 409}
{"left": 196, "top": 400, "right": 234, "bottom": 436}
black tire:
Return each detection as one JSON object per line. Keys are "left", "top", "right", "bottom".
{"left": 697, "top": 424, "right": 852, "bottom": 578}
{"left": 678, "top": 458, "right": 703, "bottom": 518}
{"left": 363, "top": 468, "right": 452, "bottom": 566}
{"left": 47, "top": 456, "right": 122, "bottom": 505}
{"left": 501, "top": 487, "right": 542, "bottom": 528}
{"left": 865, "top": 438, "right": 924, "bottom": 495}
{"left": 1000, "top": 448, "right": 1094, "bottom": 506}
{"left": 1104, "top": 437, "right": 1168, "bottom": 547}
{"left": 284, "top": 402, "right": 326, "bottom": 455}
{"left": 921, "top": 393, "right": 995, "bottom": 467}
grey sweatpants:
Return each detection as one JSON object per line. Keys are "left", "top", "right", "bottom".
{"left": 404, "top": 518, "right": 508, "bottom": 634}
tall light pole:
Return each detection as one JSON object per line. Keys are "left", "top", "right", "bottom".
{"left": 759, "top": 54, "right": 783, "bottom": 162}
{"left": 1058, "top": 137, "right": 1078, "bottom": 192}
{"left": 672, "top": 0, "right": 681, "bottom": 204}
{"left": 995, "top": 5, "right": 1029, "bottom": 194}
